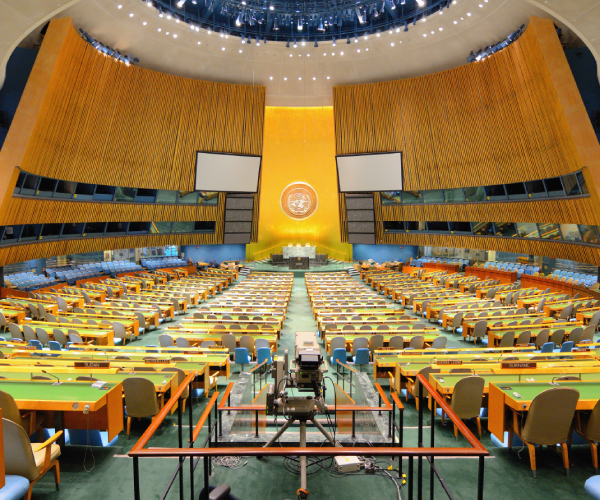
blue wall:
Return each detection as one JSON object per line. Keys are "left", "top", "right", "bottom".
{"left": 181, "top": 245, "right": 246, "bottom": 263}
{"left": 565, "top": 47, "right": 600, "bottom": 142}
{"left": 0, "top": 47, "right": 38, "bottom": 149}
{"left": 352, "top": 245, "right": 418, "bottom": 263}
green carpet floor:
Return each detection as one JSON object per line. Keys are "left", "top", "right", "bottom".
{"left": 32, "top": 273, "right": 597, "bottom": 500}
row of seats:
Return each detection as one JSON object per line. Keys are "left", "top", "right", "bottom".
{"left": 410, "top": 257, "right": 470, "bottom": 268}
{"left": 482, "top": 261, "right": 540, "bottom": 277}
{"left": 550, "top": 269, "right": 599, "bottom": 288}
{"left": 141, "top": 258, "right": 186, "bottom": 269}
{"left": 4, "top": 272, "right": 59, "bottom": 292}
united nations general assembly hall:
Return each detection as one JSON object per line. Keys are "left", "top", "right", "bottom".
{"left": 1, "top": 1, "right": 600, "bottom": 499}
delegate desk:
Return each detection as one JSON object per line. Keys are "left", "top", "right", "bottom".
{"left": 168, "top": 330, "right": 278, "bottom": 353}
{"left": 488, "top": 381, "right": 600, "bottom": 442}
{"left": 18, "top": 322, "right": 115, "bottom": 346}
{"left": 0, "top": 379, "right": 124, "bottom": 445}
{"left": 325, "top": 331, "right": 440, "bottom": 353}
{"left": 484, "top": 322, "right": 584, "bottom": 346}
{"left": 172, "top": 322, "right": 281, "bottom": 339}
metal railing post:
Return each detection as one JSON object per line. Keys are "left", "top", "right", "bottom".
{"left": 133, "top": 456, "right": 140, "bottom": 500}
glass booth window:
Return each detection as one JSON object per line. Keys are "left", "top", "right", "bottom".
{"left": 560, "top": 224, "right": 582, "bottom": 242}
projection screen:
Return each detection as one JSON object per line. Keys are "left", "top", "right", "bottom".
{"left": 195, "top": 152, "right": 261, "bottom": 192}
{"left": 336, "top": 152, "right": 402, "bottom": 192}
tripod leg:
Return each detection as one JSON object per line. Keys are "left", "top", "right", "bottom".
{"left": 311, "top": 418, "right": 340, "bottom": 447}
{"left": 299, "top": 421, "right": 309, "bottom": 499}
{"left": 262, "top": 418, "right": 295, "bottom": 448}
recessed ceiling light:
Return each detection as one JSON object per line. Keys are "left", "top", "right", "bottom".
{"left": 302, "top": 41, "right": 306, "bottom": 46}
{"left": 207, "top": 29, "right": 212, "bottom": 34}
{"left": 220, "top": 33, "right": 224, "bottom": 37}
{"left": 366, "top": 47, "right": 369, "bottom": 51}
{"left": 364, "top": 35, "right": 368, "bottom": 40}
{"left": 197, "top": 41, "right": 201, "bottom": 44}
{"left": 453, "top": 20, "right": 457, "bottom": 24}
{"left": 307, "top": 53, "right": 310, "bottom": 57}
{"left": 389, "top": 30, "right": 393, "bottom": 34}
{"left": 313, "top": 77, "right": 316, "bottom": 80}
{"left": 439, "top": 9, "right": 443, "bottom": 14}
{"left": 117, "top": 4, "right": 122, "bottom": 9}
{"left": 195, "top": 27, "right": 199, "bottom": 31}
{"left": 479, "top": 3, "right": 483, "bottom": 6}
{"left": 158, "top": 28, "right": 161, "bottom": 31}
{"left": 143, "top": 21, "right": 147, "bottom": 25}
{"left": 326, "top": 76, "right": 330, "bottom": 79}
{"left": 173, "top": 34, "right": 177, "bottom": 38}
{"left": 298, "top": 77, "right": 302, "bottom": 80}
{"left": 467, "top": 12, "right": 472, "bottom": 16}
{"left": 166, "top": 31, "right": 169, "bottom": 34}
{"left": 239, "top": 49, "right": 242, "bottom": 52}
{"left": 222, "top": 47, "right": 225, "bottom": 50}
{"left": 376, "top": 33, "right": 380, "bottom": 37}
{"left": 357, "top": 48, "right": 360, "bottom": 52}
{"left": 284, "top": 77, "right": 287, "bottom": 80}
{"left": 423, "top": 34, "right": 427, "bottom": 37}
{"left": 323, "top": 52, "right": 326, "bottom": 56}
{"left": 332, "top": 52, "right": 335, "bottom": 56}
{"left": 431, "top": 31, "right": 434, "bottom": 34}
{"left": 269, "top": 76, "right": 273, "bottom": 80}
{"left": 289, "top": 54, "right": 293, "bottom": 57}
{"left": 396, "top": 28, "right": 400, "bottom": 32}
{"left": 129, "top": 13, "right": 134, "bottom": 17}
{"left": 269, "top": 5, "right": 274, "bottom": 10}
{"left": 391, "top": 42, "right": 395, "bottom": 46}
{"left": 340, "top": 51, "right": 344, "bottom": 55}
{"left": 166, "top": 14, "right": 171, "bottom": 19}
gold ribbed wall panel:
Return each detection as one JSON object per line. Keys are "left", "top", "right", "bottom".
{"left": 0, "top": 234, "right": 217, "bottom": 267}
{"left": 20, "top": 23, "right": 266, "bottom": 190}
{"left": 332, "top": 21, "right": 581, "bottom": 191}
{"left": 380, "top": 197, "right": 595, "bottom": 225}
{"left": 382, "top": 232, "right": 600, "bottom": 266}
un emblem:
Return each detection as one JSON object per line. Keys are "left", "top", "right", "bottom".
{"left": 280, "top": 182, "right": 318, "bottom": 221}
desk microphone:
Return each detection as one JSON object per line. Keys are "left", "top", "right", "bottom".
{"left": 42, "top": 370, "right": 62, "bottom": 385}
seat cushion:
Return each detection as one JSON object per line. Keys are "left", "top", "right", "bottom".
{"left": 585, "top": 475, "right": 600, "bottom": 499}
{"left": 0, "top": 476, "right": 30, "bottom": 500}
{"left": 31, "top": 443, "right": 61, "bottom": 473}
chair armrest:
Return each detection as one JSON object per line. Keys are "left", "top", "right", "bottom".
{"left": 21, "top": 411, "right": 36, "bottom": 434}
{"left": 33, "top": 430, "right": 64, "bottom": 452}
{"left": 34, "top": 430, "right": 63, "bottom": 472}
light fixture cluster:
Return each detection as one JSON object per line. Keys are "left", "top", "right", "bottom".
{"left": 467, "top": 23, "right": 524, "bottom": 62}
{"left": 79, "top": 29, "right": 139, "bottom": 65}
{"left": 145, "top": 0, "right": 453, "bottom": 45}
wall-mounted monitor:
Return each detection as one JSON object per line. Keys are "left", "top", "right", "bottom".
{"left": 195, "top": 152, "right": 261, "bottom": 193}
{"left": 336, "top": 152, "right": 402, "bottom": 192}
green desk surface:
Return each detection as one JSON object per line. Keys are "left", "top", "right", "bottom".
{"left": 196, "top": 310, "right": 284, "bottom": 316}
{"left": 335, "top": 333, "right": 439, "bottom": 342}
{"left": 0, "top": 370, "right": 175, "bottom": 388}
{"left": 0, "top": 379, "right": 118, "bottom": 402}
{"left": 464, "top": 318, "right": 551, "bottom": 327}
{"left": 493, "top": 381, "right": 600, "bottom": 402}
{"left": 171, "top": 332, "right": 277, "bottom": 341}
{"left": 490, "top": 324, "right": 583, "bottom": 335}
{"left": 27, "top": 325, "right": 110, "bottom": 334}
{"left": 316, "top": 308, "right": 399, "bottom": 315}
{"left": 20, "top": 351, "right": 225, "bottom": 363}
{"left": 432, "top": 373, "right": 600, "bottom": 393}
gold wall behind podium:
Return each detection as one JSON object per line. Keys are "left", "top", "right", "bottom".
{"left": 246, "top": 107, "right": 351, "bottom": 261}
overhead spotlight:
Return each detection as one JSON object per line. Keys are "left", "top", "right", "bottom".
{"left": 241, "top": 36, "right": 245, "bottom": 43}
{"left": 158, "top": 7, "right": 164, "bottom": 17}
{"left": 235, "top": 14, "right": 242, "bottom": 26}
{"left": 176, "top": 0, "right": 185, "bottom": 7}
{"left": 332, "top": 38, "right": 336, "bottom": 46}
{"left": 293, "top": 39, "right": 297, "bottom": 48}
{"left": 318, "top": 17, "right": 324, "bottom": 31}
{"left": 256, "top": 36, "right": 260, "bottom": 45}
{"left": 273, "top": 17, "right": 279, "bottom": 30}
{"left": 416, "top": 0, "right": 425, "bottom": 6}
{"left": 354, "top": 35, "right": 358, "bottom": 43}
{"left": 314, "top": 39, "right": 318, "bottom": 47}
{"left": 298, "top": 18, "right": 303, "bottom": 31}
{"left": 146, "top": 0, "right": 152, "bottom": 6}
{"left": 301, "top": 39, "right": 306, "bottom": 46}
{"left": 166, "top": 12, "right": 172, "bottom": 20}
{"left": 364, "top": 34, "right": 368, "bottom": 40}
{"left": 269, "top": 5, "right": 274, "bottom": 10}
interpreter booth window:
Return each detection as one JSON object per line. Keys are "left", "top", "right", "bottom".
{"left": 493, "top": 222, "right": 517, "bottom": 237}
{"left": 560, "top": 224, "right": 582, "bottom": 242}
{"left": 538, "top": 223, "right": 561, "bottom": 240}
{"left": 473, "top": 222, "right": 493, "bottom": 236}
{"left": 579, "top": 225, "right": 600, "bottom": 244}
{"left": 516, "top": 223, "right": 539, "bottom": 239}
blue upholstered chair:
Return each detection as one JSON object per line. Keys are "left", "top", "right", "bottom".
{"left": 539, "top": 342, "right": 555, "bottom": 354}
{"left": 256, "top": 347, "right": 272, "bottom": 367}
{"left": 353, "top": 348, "right": 370, "bottom": 370}
{"left": 559, "top": 341, "right": 574, "bottom": 353}
{"left": 330, "top": 348, "right": 347, "bottom": 366}
{"left": 234, "top": 348, "right": 252, "bottom": 372}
